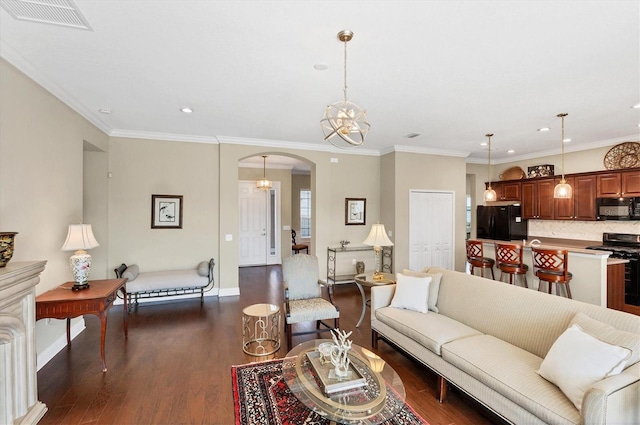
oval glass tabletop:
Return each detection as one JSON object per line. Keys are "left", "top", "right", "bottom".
{"left": 283, "top": 339, "right": 405, "bottom": 424}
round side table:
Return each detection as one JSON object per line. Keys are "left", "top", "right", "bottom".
{"left": 242, "top": 303, "right": 281, "bottom": 356}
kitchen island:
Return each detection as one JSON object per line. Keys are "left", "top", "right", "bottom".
{"left": 478, "top": 237, "right": 615, "bottom": 308}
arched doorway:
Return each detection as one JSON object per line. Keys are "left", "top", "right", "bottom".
{"left": 237, "top": 154, "right": 313, "bottom": 266}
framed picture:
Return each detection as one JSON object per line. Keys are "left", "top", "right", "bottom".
{"left": 345, "top": 198, "right": 366, "bottom": 225}
{"left": 151, "top": 195, "right": 183, "bottom": 229}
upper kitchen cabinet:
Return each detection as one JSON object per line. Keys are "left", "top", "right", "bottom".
{"left": 554, "top": 175, "right": 597, "bottom": 220}
{"left": 597, "top": 169, "right": 640, "bottom": 197}
{"left": 521, "top": 178, "right": 554, "bottom": 219}
{"left": 486, "top": 181, "right": 521, "bottom": 201}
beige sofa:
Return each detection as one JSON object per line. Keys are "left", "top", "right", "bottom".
{"left": 371, "top": 268, "right": 640, "bottom": 425}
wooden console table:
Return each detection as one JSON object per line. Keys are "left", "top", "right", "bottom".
{"left": 35, "top": 278, "right": 128, "bottom": 372}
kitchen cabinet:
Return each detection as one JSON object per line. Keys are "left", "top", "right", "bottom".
{"left": 486, "top": 181, "right": 521, "bottom": 201}
{"left": 521, "top": 178, "right": 554, "bottom": 219}
{"left": 554, "top": 175, "right": 597, "bottom": 220}
{"left": 597, "top": 170, "right": 640, "bottom": 197}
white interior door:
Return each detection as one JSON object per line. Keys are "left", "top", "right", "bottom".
{"left": 409, "top": 190, "right": 455, "bottom": 270}
{"left": 239, "top": 182, "right": 268, "bottom": 266}
{"left": 238, "top": 181, "right": 281, "bottom": 266}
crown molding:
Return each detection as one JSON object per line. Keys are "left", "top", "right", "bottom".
{"left": 216, "top": 136, "right": 380, "bottom": 156}
{"left": 109, "top": 129, "right": 219, "bottom": 144}
{"left": 0, "top": 41, "right": 111, "bottom": 135}
{"left": 380, "top": 144, "right": 471, "bottom": 158}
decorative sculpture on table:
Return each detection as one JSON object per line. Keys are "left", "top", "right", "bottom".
{"left": 330, "top": 328, "right": 353, "bottom": 378}
{"left": 339, "top": 240, "right": 350, "bottom": 249}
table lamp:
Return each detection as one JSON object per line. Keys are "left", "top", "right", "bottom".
{"left": 363, "top": 223, "right": 393, "bottom": 280}
{"left": 61, "top": 224, "right": 99, "bottom": 290}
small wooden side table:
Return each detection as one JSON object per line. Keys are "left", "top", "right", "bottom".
{"left": 354, "top": 272, "right": 396, "bottom": 327}
{"left": 35, "top": 278, "right": 128, "bottom": 372}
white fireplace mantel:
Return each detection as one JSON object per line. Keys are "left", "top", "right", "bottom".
{"left": 0, "top": 261, "right": 48, "bottom": 425}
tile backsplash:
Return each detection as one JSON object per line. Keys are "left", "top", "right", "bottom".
{"left": 528, "top": 220, "right": 640, "bottom": 241}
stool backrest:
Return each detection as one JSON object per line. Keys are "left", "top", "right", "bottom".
{"left": 466, "top": 240, "right": 484, "bottom": 259}
{"left": 531, "top": 247, "right": 570, "bottom": 280}
{"left": 495, "top": 243, "right": 525, "bottom": 266}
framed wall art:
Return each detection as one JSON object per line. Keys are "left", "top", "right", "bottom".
{"left": 151, "top": 195, "right": 183, "bottom": 229}
{"left": 345, "top": 198, "right": 366, "bottom": 225}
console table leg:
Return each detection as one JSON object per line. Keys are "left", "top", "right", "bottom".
{"left": 66, "top": 318, "right": 71, "bottom": 347}
{"left": 355, "top": 282, "right": 366, "bottom": 327}
{"left": 98, "top": 312, "right": 108, "bottom": 372}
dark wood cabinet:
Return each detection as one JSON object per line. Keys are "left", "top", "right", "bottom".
{"left": 553, "top": 175, "right": 597, "bottom": 220}
{"left": 573, "top": 175, "right": 597, "bottom": 220}
{"left": 621, "top": 170, "right": 640, "bottom": 196}
{"left": 597, "top": 170, "right": 640, "bottom": 197}
{"left": 520, "top": 179, "right": 554, "bottom": 219}
{"left": 489, "top": 181, "right": 521, "bottom": 201}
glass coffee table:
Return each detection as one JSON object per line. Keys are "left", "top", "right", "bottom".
{"left": 283, "top": 339, "right": 405, "bottom": 424}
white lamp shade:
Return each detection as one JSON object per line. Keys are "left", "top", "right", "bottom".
{"left": 61, "top": 224, "right": 99, "bottom": 251}
{"left": 363, "top": 223, "right": 393, "bottom": 247}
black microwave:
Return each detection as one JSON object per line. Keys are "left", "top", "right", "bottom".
{"left": 596, "top": 197, "right": 640, "bottom": 220}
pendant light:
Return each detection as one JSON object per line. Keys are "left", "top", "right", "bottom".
{"left": 256, "top": 155, "right": 272, "bottom": 190}
{"left": 483, "top": 133, "right": 497, "bottom": 202}
{"left": 320, "top": 30, "right": 370, "bottom": 148}
{"left": 553, "top": 113, "right": 572, "bottom": 199}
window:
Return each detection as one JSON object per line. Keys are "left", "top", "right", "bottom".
{"left": 300, "top": 189, "right": 311, "bottom": 238}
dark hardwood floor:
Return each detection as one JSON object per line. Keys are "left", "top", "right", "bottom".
{"left": 37, "top": 265, "right": 502, "bottom": 425}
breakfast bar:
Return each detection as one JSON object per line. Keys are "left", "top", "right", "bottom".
{"left": 479, "top": 238, "right": 614, "bottom": 308}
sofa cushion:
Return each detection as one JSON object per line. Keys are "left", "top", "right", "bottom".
{"left": 570, "top": 312, "right": 640, "bottom": 367}
{"left": 442, "top": 334, "right": 580, "bottom": 425}
{"left": 402, "top": 268, "right": 442, "bottom": 313}
{"left": 390, "top": 273, "right": 431, "bottom": 313}
{"left": 375, "top": 306, "right": 481, "bottom": 355}
{"left": 538, "top": 324, "right": 632, "bottom": 410}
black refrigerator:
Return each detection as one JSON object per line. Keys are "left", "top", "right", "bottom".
{"left": 476, "top": 205, "right": 528, "bottom": 241}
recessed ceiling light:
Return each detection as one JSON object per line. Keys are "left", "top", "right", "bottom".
{"left": 404, "top": 133, "right": 421, "bottom": 138}
{"left": 98, "top": 108, "right": 111, "bottom": 114}
{"left": 480, "top": 142, "right": 488, "bottom": 147}
{"left": 632, "top": 103, "right": 640, "bottom": 109}
{"left": 563, "top": 138, "right": 571, "bottom": 143}
{"left": 507, "top": 149, "right": 515, "bottom": 154}
{"left": 181, "top": 107, "right": 193, "bottom": 114}
{"left": 537, "top": 127, "right": 550, "bottom": 132}
{"left": 314, "top": 63, "right": 328, "bottom": 71}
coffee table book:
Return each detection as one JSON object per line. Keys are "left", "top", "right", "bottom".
{"left": 306, "top": 351, "right": 366, "bottom": 395}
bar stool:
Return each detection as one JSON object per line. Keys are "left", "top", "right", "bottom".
{"left": 466, "top": 240, "right": 495, "bottom": 279}
{"left": 495, "top": 242, "right": 528, "bottom": 287}
{"left": 531, "top": 247, "right": 573, "bottom": 298}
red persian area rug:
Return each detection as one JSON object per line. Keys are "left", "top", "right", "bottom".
{"left": 232, "top": 357, "right": 429, "bottom": 425}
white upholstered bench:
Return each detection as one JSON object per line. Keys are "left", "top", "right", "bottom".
{"left": 114, "top": 258, "right": 215, "bottom": 308}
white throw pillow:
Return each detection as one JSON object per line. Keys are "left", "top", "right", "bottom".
{"left": 122, "top": 264, "right": 139, "bottom": 281}
{"left": 197, "top": 261, "right": 210, "bottom": 277}
{"left": 389, "top": 273, "right": 431, "bottom": 313}
{"left": 402, "top": 268, "right": 442, "bottom": 313}
{"left": 538, "top": 324, "right": 632, "bottom": 410}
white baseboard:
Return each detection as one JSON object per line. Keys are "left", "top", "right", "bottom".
{"left": 219, "top": 287, "right": 240, "bottom": 297}
{"left": 37, "top": 319, "right": 85, "bottom": 371}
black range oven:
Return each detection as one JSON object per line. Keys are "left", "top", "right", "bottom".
{"left": 586, "top": 233, "right": 640, "bottom": 306}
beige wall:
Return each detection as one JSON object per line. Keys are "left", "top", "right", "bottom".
{"left": 107, "top": 137, "right": 219, "bottom": 282}
{"left": 0, "top": 58, "right": 108, "bottom": 358}
{"left": 388, "top": 152, "right": 468, "bottom": 272}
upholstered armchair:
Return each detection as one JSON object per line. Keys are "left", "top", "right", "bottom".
{"left": 283, "top": 254, "right": 340, "bottom": 350}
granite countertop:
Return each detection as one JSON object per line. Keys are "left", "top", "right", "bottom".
{"left": 478, "top": 237, "right": 616, "bottom": 255}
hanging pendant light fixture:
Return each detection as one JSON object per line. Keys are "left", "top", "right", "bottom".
{"left": 483, "top": 133, "right": 497, "bottom": 202}
{"left": 320, "top": 30, "right": 370, "bottom": 148}
{"left": 553, "top": 113, "right": 572, "bottom": 199}
{"left": 256, "top": 155, "right": 272, "bottom": 190}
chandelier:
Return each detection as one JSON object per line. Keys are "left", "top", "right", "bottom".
{"left": 256, "top": 155, "right": 272, "bottom": 190}
{"left": 320, "top": 30, "right": 370, "bottom": 148}
{"left": 553, "top": 113, "right": 572, "bottom": 199}
{"left": 483, "top": 133, "right": 497, "bottom": 202}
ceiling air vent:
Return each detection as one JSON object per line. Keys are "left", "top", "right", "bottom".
{"left": 0, "top": 0, "right": 92, "bottom": 30}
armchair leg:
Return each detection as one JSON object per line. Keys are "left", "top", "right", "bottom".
{"left": 372, "top": 330, "right": 379, "bottom": 349}
{"left": 286, "top": 324, "right": 292, "bottom": 351}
